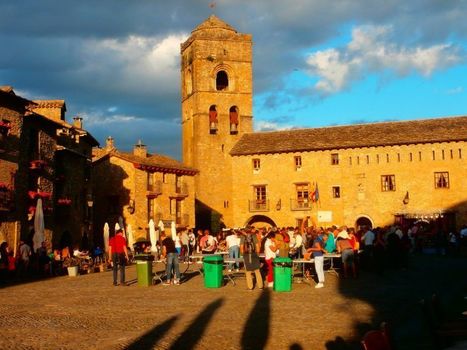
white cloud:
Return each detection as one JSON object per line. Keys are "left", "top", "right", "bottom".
{"left": 254, "top": 120, "right": 294, "bottom": 131}
{"left": 82, "top": 111, "right": 141, "bottom": 126}
{"left": 446, "top": 86, "right": 464, "bottom": 95}
{"left": 80, "top": 33, "right": 189, "bottom": 93}
{"left": 306, "top": 25, "right": 464, "bottom": 95}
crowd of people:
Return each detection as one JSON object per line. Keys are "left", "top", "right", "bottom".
{"left": 154, "top": 219, "right": 467, "bottom": 290}
{"left": 1, "top": 221, "right": 465, "bottom": 290}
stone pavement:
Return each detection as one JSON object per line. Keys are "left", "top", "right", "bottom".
{"left": 0, "top": 254, "right": 466, "bottom": 350}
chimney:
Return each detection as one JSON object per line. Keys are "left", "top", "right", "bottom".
{"left": 73, "top": 116, "right": 83, "bottom": 129}
{"left": 133, "top": 139, "right": 147, "bottom": 158}
{"left": 106, "top": 136, "right": 115, "bottom": 150}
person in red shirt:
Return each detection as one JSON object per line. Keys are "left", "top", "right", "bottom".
{"left": 108, "top": 229, "right": 129, "bottom": 286}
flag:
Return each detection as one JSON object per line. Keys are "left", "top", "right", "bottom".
{"left": 312, "top": 183, "right": 319, "bottom": 203}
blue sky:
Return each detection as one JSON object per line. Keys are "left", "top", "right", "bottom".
{"left": 0, "top": 1, "right": 466, "bottom": 159}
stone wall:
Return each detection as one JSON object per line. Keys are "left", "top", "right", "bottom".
{"left": 230, "top": 141, "right": 467, "bottom": 229}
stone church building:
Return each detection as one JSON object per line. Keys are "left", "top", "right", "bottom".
{"left": 181, "top": 15, "right": 467, "bottom": 232}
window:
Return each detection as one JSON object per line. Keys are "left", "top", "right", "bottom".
{"left": 162, "top": 173, "right": 168, "bottom": 184}
{"left": 376, "top": 154, "right": 380, "bottom": 164}
{"left": 409, "top": 153, "right": 413, "bottom": 162}
{"left": 216, "top": 70, "right": 228, "bottom": 90}
{"left": 357, "top": 156, "right": 360, "bottom": 165}
{"left": 209, "top": 105, "right": 218, "bottom": 134}
{"left": 419, "top": 151, "right": 422, "bottom": 161}
{"left": 295, "top": 183, "right": 310, "bottom": 209}
{"left": 397, "top": 153, "right": 401, "bottom": 162}
{"left": 434, "top": 172, "right": 449, "bottom": 189}
{"left": 386, "top": 154, "right": 390, "bottom": 163}
{"left": 250, "top": 185, "right": 268, "bottom": 211}
{"left": 381, "top": 175, "right": 396, "bottom": 192}
{"left": 432, "top": 150, "right": 435, "bottom": 160}
{"left": 252, "top": 158, "right": 260, "bottom": 172}
{"left": 147, "top": 172, "right": 153, "bottom": 191}
{"left": 254, "top": 185, "right": 267, "bottom": 201}
{"left": 147, "top": 198, "right": 155, "bottom": 221}
{"left": 349, "top": 156, "right": 352, "bottom": 166}
{"left": 331, "top": 153, "right": 339, "bottom": 165}
{"left": 450, "top": 149, "right": 454, "bottom": 159}
{"left": 229, "top": 106, "right": 239, "bottom": 134}
{"left": 459, "top": 148, "right": 462, "bottom": 159}
{"left": 332, "top": 186, "right": 341, "bottom": 198}
{"left": 442, "top": 150, "right": 445, "bottom": 160}
{"left": 294, "top": 156, "right": 302, "bottom": 170}
{"left": 366, "top": 155, "right": 370, "bottom": 164}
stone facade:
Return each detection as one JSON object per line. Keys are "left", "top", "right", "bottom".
{"left": 181, "top": 15, "right": 253, "bottom": 230}
{"left": 92, "top": 138, "right": 197, "bottom": 245}
{"left": 0, "top": 86, "right": 98, "bottom": 251}
{"left": 182, "top": 16, "right": 467, "bottom": 231}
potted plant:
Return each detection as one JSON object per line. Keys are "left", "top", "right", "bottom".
{"left": 63, "top": 256, "right": 80, "bottom": 276}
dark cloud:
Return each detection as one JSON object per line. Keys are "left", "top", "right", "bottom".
{"left": 0, "top": 0, "right": 465, "bottom": 158}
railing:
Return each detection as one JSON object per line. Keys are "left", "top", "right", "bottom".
{"left": 175, "top": 182, "right": 189, "bottom": 196}
{"left": 175, "top": 214, "right": 190, "bottom": 226}
{"left": 290, "top": 198, "right": 312, "bottom": 211}
{"left": 249, "top": 199, "right": 269, "bottom": 212}
{"left": 147, "top": 180, "right": 162, "bottom": 197}
{"left": 0, "top": 189, "right": 13, "bottom": 211}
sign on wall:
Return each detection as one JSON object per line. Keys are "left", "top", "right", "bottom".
{"left": 317, "top": 211, "right": 333, "bottom": 223}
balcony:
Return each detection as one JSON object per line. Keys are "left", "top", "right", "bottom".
{"left": 249, "top": 199, "right": 269, "bottom": 212}
{"left": 146, "top": 180, "right": 162, "bottom": 198}
{"left": 0, "top": 187, "right": 13, "bottom": 211}
{"left": 170, "top": 182, "right": 189, "bottom": 199}
{"left": 290, "top": 198, "right": 312, "bottom": 211}
{"left": 175, "top": 213, "right": 190, "bottom": 227}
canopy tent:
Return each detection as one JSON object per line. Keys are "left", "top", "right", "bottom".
{"left": 149, "top": 219, "right": 157, "bottom": 253}
{"left": 33, "top": 198, "right": 44, "bottom": 253}
{"left": 103, "top": 222, "right": 110, "bottom": 253}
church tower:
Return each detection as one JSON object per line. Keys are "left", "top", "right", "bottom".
{"left": 181, "top": 15, "right": 253, "bottom": 229}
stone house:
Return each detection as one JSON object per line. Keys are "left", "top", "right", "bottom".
{"left": 181, "top": 16, "right": 467, "bottom": 232}
{"left": 0, "top": 86, "right": 98, "bottom": 252}
{"left": 92, "top": 137, "right": 197, "bottom": 246}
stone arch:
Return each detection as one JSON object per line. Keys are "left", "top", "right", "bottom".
{"left": 245, "top": 215, "right": 277, "bottom": 228}
{"left": 216, "top": 71, "right": 228, "bottom": 91}
{"left": 355, "top": 215, "right": 374, "bottom": 230}
{"left": 229, "top": 105, "right": 239, "bottom": 134}
{"left": 209, "top": 105, "right": 218, "bottom": 134}
{"left": 212, "top": 64, "right": 234, "bottom": 91}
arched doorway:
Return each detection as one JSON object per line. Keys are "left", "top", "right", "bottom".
{"left": 245, "top": 215, "right": 276, "bottom": 229}
{"left": 355, "top": 216, "right": 373, "bottom": 231}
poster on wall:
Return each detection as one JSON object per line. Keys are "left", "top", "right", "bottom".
{"left": 317, "top": 211, "right": 333, "bottom": 223}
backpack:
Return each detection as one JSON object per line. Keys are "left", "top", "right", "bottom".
{"left": 243, "top": 234, "right": 256, "bottom": 254}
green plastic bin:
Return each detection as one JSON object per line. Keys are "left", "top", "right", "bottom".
{"left": 203, "top": 255, "right": 224, "bottom": 288}
{"left": 135, "top": 254, "right": 154, "bottom": 287}
{"left": 273, "top": 257, "right": 293, "bottom": 292}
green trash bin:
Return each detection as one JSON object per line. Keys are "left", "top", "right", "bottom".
{"left": 273, "top": 257, "right": 293, "bottom": 292}
{"left": 203, "top": 255, "right": 224, "bottom": 288}
{"left": 135, "top": 254, "right": 154, "bottom": 287}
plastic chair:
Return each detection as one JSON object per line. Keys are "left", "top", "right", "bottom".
{"left": 361, "top": 330, "right": 392, "bottom": 350}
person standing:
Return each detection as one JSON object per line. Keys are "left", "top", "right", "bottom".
{"left": 240, "top": 230, "right": 263, "bottom": 290}
{"left": 306, "top": 230, "right": 326, "bottom": 288}
{"left": 226, "top": 231, "right": 240, "bottom": 272}
{"left": 108, "top": 229, "right": 129, "bottom": 286}
{"left": 264, "top": 232, "right": 278, "bottom": 288}
{"left": 18, "top": 240, "right": 31, "bottom": 277}
{"left": 161, "top": 232, "right": 181, "bottom": 285}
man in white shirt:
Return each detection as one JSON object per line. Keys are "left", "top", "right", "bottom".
{"left": 226, "top": 231, "right": 241, "bottom": 271}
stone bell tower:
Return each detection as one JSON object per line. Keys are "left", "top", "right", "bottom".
{"left": 180, "top": 15, "right": 253, "bottom": 229}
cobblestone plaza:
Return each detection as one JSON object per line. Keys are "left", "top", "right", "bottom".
{"left": 1, "top": 254, "right": 466, "bottom": 350}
